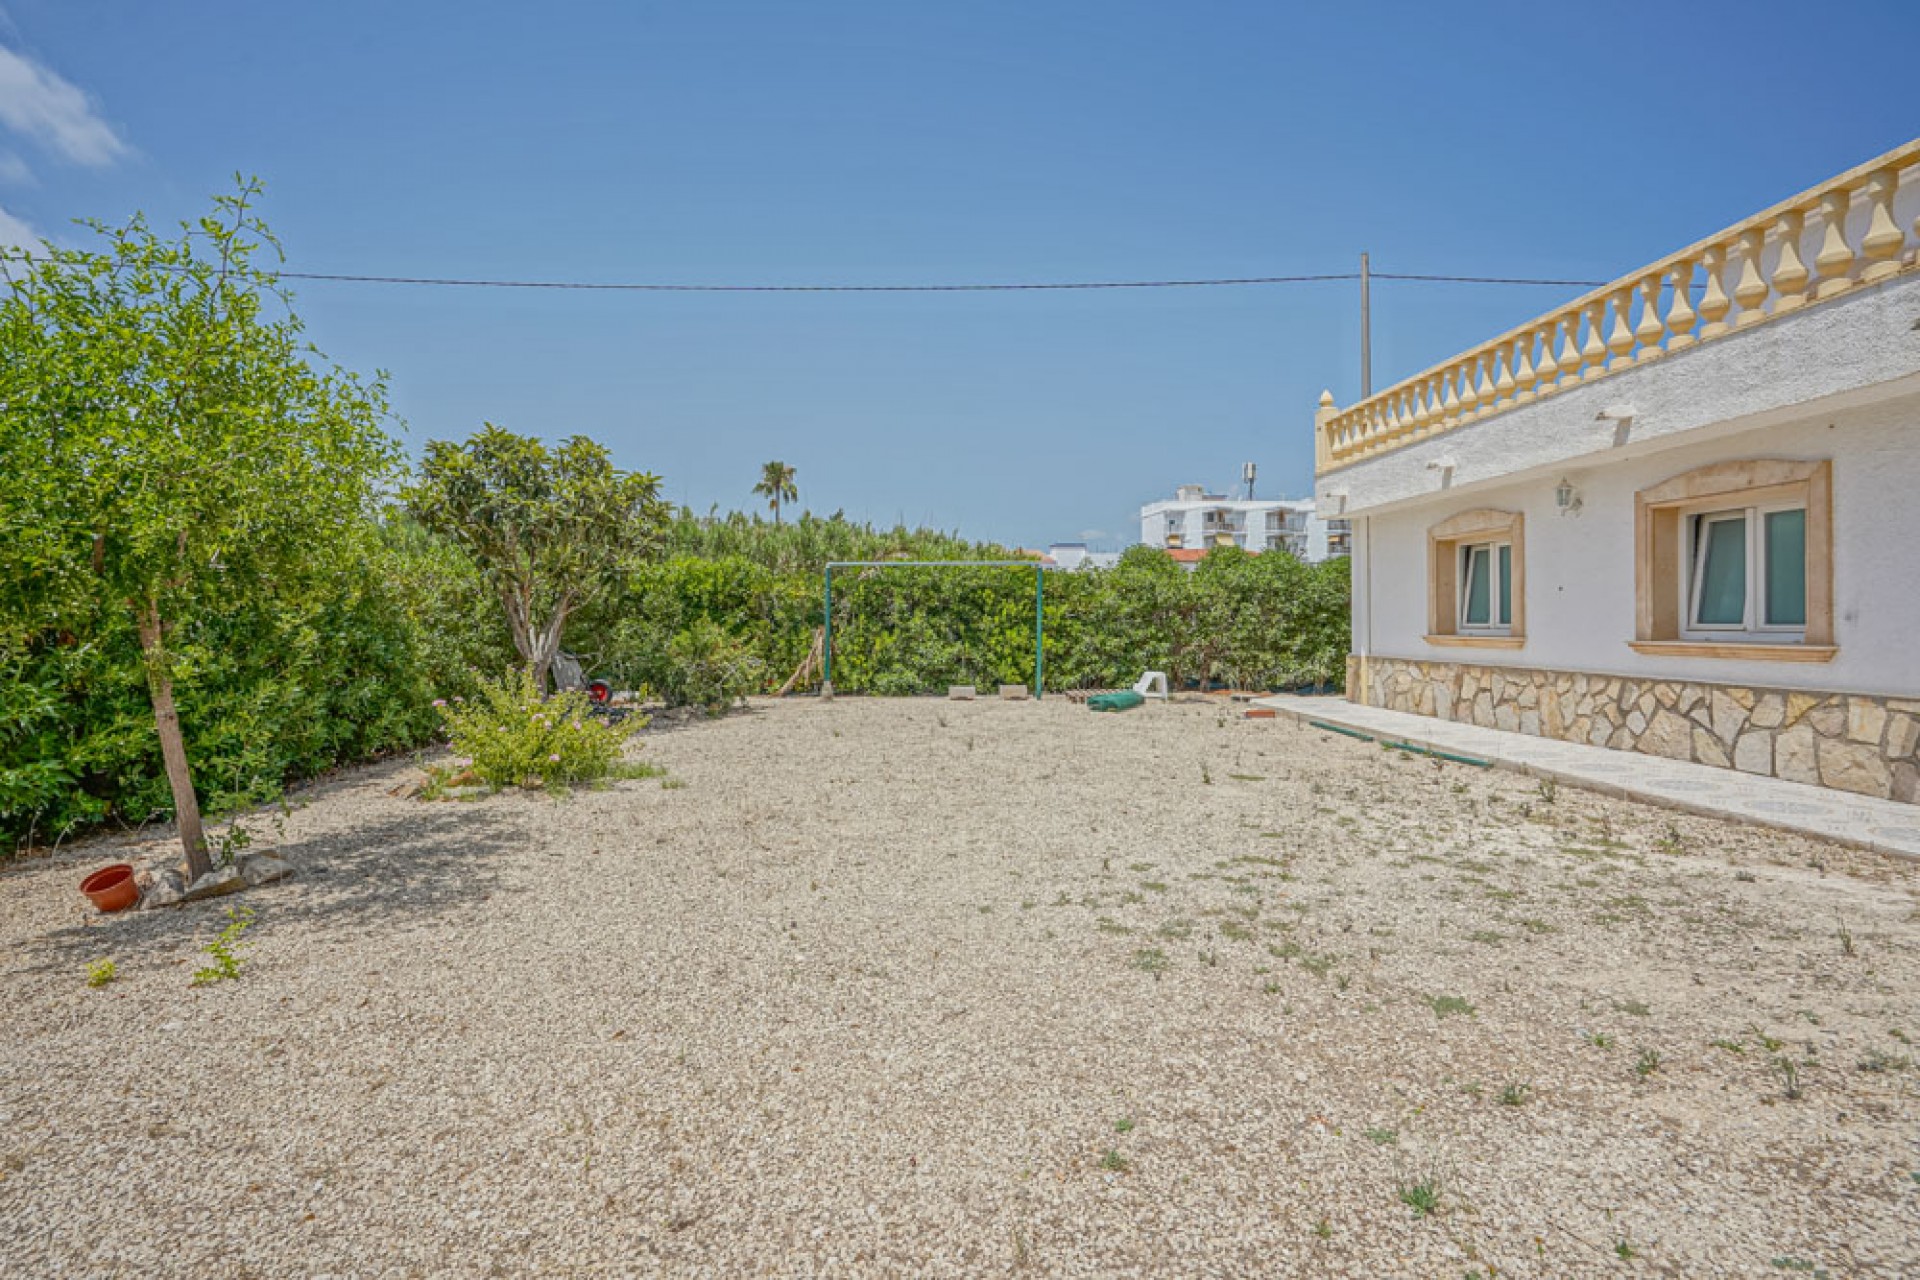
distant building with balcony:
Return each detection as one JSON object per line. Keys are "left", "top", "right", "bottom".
{"left": 1313, "top": 139, "right": 1920, "bottom": 803}
{"left": 1139, "top": 484, "right": 1348, "bottom": 564}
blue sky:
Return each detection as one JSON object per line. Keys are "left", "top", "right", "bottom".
{"left": 3, "top": 2, "right": 1916, "bottom": 548}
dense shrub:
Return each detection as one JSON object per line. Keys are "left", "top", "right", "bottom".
{"left": 436, "top": 671, "right": 633, "bottom": 791}
{"left": 657, "top": 619, "right": 766, "bottom": 714}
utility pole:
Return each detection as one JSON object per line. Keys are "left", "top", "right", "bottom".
{"left": 1359, "top": 251, "right": 1372, "bottom": 398}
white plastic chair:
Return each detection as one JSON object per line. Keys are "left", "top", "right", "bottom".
{"left": 1133, "top": 671, "right": 1169, "bottom": 700}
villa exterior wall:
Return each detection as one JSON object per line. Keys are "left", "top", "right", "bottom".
{"left": 1352, "top": 395, "right": 1920, "bottom": 699}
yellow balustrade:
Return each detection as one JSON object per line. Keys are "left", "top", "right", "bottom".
{"left": 1316, "top": 138, "right": 1920, "bottom": 474}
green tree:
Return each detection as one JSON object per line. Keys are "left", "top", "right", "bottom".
{"left": 406, "top": 426, "right": 665, "bottom": 692}
{"left": 752, "top": 460, "right": 798, "bottom": 524}
{"left": 0, "top": 179, "right": 397, "bottom": 879}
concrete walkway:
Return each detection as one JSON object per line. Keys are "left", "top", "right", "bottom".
{"left": 1255, "top": 693, "right": 1920, "bottom": 861}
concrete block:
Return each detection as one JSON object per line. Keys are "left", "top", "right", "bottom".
{"left": 998, "top": 684, "right": 1029, "bottom": 701}
{"left": 947, "top": 686, "right": 977, "bottom": 701}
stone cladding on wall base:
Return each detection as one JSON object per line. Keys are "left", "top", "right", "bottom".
{"left": 1346, "top": 655, "right": 1920, "bottom": 804}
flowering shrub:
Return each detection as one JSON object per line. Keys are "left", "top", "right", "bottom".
{"left": 434, "top": 670, "right": 633, "bottom": 791}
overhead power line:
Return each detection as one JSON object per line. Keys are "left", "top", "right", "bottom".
{"left": 260, "top": 268, "right": 1614, "bottom": 293}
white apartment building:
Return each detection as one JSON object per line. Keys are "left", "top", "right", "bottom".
{"left": 1138, "top": 484, "right": 1349, "bottom": 562}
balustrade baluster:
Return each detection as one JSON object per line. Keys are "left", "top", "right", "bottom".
{"left": 1513, "top": 330, "right": 1539, "bottom": 402}
{"left": 1633, "top": 275, "right": 1665, "bottom": 360}
{"left": 1493, "top": 342, "right": 1516, "bottom": 404}
{"left": 1580, "top": 302, "right": 1608, "bottom": 378}
{"left": 1771, "top": 210, "right": 1810, "bottom": 312}
{"left": 1534, "top": 318, "right": 1561, "bottom": 392}
{"left": 1441, "top": 365, "right": 1462, "bottom": 425}
{"left": 1665, "top": 260, "right": 1697, "bottom": 351}
{"left": 1859, "top": 168, "right": 1905, "bottom": 283}
{"left": 1605, "top": 289, "right": 1636, "bottom": 369}
{"left": 1732, "top": 227, "right": 1768, "bottom": 326}
{"left": 1473, "top": 351, "right": 1496, "bottom": 416}
{"left": 1697, "top": 246, "right": 1731, "bottom": 340}
{"left": 1813, "top": 188, "right": 1857, "bottom": 299}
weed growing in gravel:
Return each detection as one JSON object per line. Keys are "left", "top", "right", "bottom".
{"left": 1467, "top": 930, "right": 1505, "bottom": 947}
{"left": 1654, "top": 823, "right": 1688, "bottom": 857}
{"left": 1836, "top": 919, "right": 1856, "bottom": 957}
{"left": 1427, "top": 994, "right": 1475, "bottom": 1019}
{"left": 1200, "top": 763, "right": 1212, "bottom": 785}
{"left": 192, "top": 907, "right": 255, "bottom": 987}
{"left": 86, "top": 959, "right": 117, "bottom": 988}
{"left": 1498, "top": 1082, "right": 1532, "bottom": 1106}
{"left": 1612, "top": 999, "right": 1652, "bottom": 1017}
{"left": 1156, "top": 919, "right": 1193, "bottom": 940}
{"left": 1364, "top": 1127, "right": 1397, "bottom": 1146}
{"left": 1772, "top": 1055, "right": 1804, "bottom": 1100}
{"left": 1534, "top": 778, "right": 1557, "bottom": 804}
{"left": 1129, "top": 948, "right": 1169, "bottom": 976}
{"left": 1748, "top": 1024, "right": 1785, "bottom": 1052}
{"left": 1113, "top": 1117, "right": 1135, "bottom": 1133}
{"left": 1396, "top": 1167, "right": 1444, "bottom": 1218}
{"left": 1300, "top": 953, "right": 1337, "bottom": 978}
{"left": 1856, "top": 1049, "right": 1910, "bottom": 1074}
{"left": 661, "top": 778, "right": 688, "bottom": 790}
{"left": 1634, "top": 1048, "right": 1662, "bottom": 1079}
{"left": 1312, "top": 1217, "right": 1332, "bottom": 1240}
{"left": 609, "top": 760, "right": 667, "bottom": 782}
{"left": 1615, "top": 1238, "right": 1637, "bottom": 1261}
{"left": 1710, "top": 1038, "right": 1746, "bottom": 1055}
{"left": 1098, "top": 1149, "right": 1130, "bottom": 1173}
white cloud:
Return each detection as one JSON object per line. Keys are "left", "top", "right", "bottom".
{"left": 0, "top": 200, "right": 41, "bottom": 248}
{"left": 0, "top": 149, "right": 30, "bottom": 184}
{"left": 0, "top": 44, "right": 125, "bottom": 166}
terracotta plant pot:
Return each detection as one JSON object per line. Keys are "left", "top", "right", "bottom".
{"left": 80, "top": 863, "right": 139, "bottom": 914}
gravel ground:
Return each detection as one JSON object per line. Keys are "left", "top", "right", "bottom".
{"left": 4, "top": 695, "right": 1919, "bottom": 1278}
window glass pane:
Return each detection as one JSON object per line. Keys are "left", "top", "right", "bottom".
{"left": 1463, "top": 545, "right": 1490, "bottom": 625}
{"left": 1694, "top": 515, "right": 1747, "bottom": 626}
{"left": 1764, "top": 508, "right": 1807, "bottom": 627}
{"left": 1497, "top": 544, "right": 1512, "bottom": 627}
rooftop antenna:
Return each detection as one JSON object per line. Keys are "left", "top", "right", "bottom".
{"left": 1360, "top": 251, "right": 1372, "bottom": 398}
{"left": 1241, "top": 461, "right": 1257, "bottom": 500}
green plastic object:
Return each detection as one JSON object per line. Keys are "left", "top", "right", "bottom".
{"left": 1088, "top": 690, "right": 1146, "bottom": 713}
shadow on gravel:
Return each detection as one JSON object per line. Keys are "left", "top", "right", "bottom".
{"left": 16, "top": 805, "right": 524, "bottom": 973}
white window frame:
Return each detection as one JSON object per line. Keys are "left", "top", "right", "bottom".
{"left": 1680, "top": 501, "right": 1807, "bottom": 642}
{"left": 1456, "top": 539, "right": 1512, "bottom": 634}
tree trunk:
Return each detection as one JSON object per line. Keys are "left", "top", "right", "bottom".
{"left": 137, "top": 601, "right": 212, "bottom": 881}
{"left": 528, "top": 605, "right": 570, "bottom": 693}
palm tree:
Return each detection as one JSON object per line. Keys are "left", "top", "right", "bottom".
{"left": 753, "top": 460, "right": 799, "bottom": 524}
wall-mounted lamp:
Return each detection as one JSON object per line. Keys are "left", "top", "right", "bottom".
{"left": 1594, "top": 404, "right": 1637, "bottom": 424}
{"left": 1554, "top": 477, "right": 1584, "bottom": 517}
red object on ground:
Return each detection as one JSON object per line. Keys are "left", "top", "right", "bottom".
{"left": 588, "top": 680, "right": 613, "bottom": 704}
{"left": 1243, "top": 708, "right": 1277, "bottom": 719}
{"left": 80, "top": 863, "right": 139, "bottom": 913}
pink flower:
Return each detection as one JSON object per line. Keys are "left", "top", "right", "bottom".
{"left": 432, "top": 699, "right": 447, "bottom": 708}
{"left": 547, "top": 753, "right": 560, "bottom": 763}
{"left": 571, "top": 721, "right": 583, "bottom": 730}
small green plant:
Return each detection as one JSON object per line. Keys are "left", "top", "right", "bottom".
{"left": 1113, "top": 1117, "right": 1135, "bottom": 1133}
{"left": 1634, "top": 1048, "right": 1662, "bottom": 1079}
{"left": 1427, "top": 994, "right": 1476, "bottom": 1019}
{"left": 1611, "top": 998, "right": 1651, "bottom": 1017}
{"left": 1836, "top": 919, "right": 1855, "bottom": 957}
{"left": 661, "top": 777, "right": 688, "bottom": 790}
{"left": 1498, "top": 1082, "right": 1532, "bottom": 1107}
{"left": 1615, "top": 1238, "right": 1637, "bottom": 1261}
{"left": 1584, "top": 1030, "right": 1615, "bottom": 1049}
{"left": 1397, "top": 1168, "right": 1444, "bottom": 1218}
{"left": 191, "top": 906, "right": 255, "bottom": 987}
{"left": 1710, "top": 1038, "right": 1746, "bottom": 1055}
{"left": 1856, "top": 1049, "right": 1910, "bottom": 1074}
{"left": 1363, "top": 1127, "right": 1397, "bottom": 1146}
{"left": 86, "top": 958, "right": 117, "bottom": 988}
{"left": 208, "top": 822, "right": 253, "bottom": 867}
{"left": 1130, "top": 947, "right": 1169, "bottom": 976}
{"left": 1312, "top": 1217, "right": 1332, "bottom": 1240}
{"left": 1748, "top": 1023, "right": 1785, "bottom": 1052}
{"left": 1098, "top": 1149, "right": 1130, "bottom": 1173}
{"left": 1772, "top": 1054, "right": 1803, "bottom": 1100}
{"left": 435, "top": 670, "right": 635, "bottom": 792}
{"left": 1200, "top": 763, "right": 1212, "bottom": 786}
{"left": 1654, "top": 823, "right": 1687, "bottom": 857}
{"left": 1534, "top": 778, "right": 1557, "bottom": 804}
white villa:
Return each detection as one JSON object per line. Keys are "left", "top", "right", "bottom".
{"left": 1139, "top": 484, "right": 1349, "bottom": 563}
{"left": 1313, "top": 139, "right": 1920, "bottom": 803}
